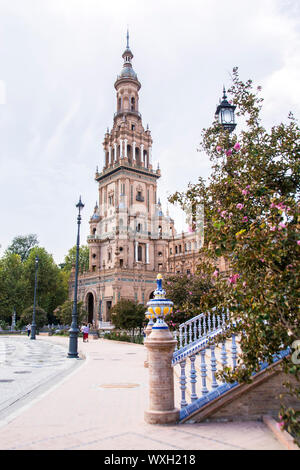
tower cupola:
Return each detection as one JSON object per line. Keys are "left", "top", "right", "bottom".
{"left": 115, "top": 30, "right": 141, "bottom": 90}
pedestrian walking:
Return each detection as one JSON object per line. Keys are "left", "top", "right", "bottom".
{"left": 82, "top": 324, "right": 89, "bottom": 342}
{"left": 26, "top": 324, "right": 31, "bottom": 337}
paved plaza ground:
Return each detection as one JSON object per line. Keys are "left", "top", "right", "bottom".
{"left": 0, "top": 334, "right": 286, "bottom": 451}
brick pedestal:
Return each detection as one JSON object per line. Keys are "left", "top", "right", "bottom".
{"left": 144, "top": 325, "right": 179, "bottom": 424}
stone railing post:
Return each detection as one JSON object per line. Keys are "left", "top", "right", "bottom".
{"left": 144, "top": 274, "right": 179, "bottom": 424}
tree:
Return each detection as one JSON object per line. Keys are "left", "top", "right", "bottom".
{"left": 0, "top": 253, "right": 28, "bottom": 324}
{"left": 111, "top": 299, "right": 146, "bottom": 337}
{"left": 164, "top": 272, "right": 220, "bottom": 329}
{"left": 61, "top": 245, "right": 89, "bottom": 273}
{"left": 169, "top": 68, "right": 300, "bottom": 444}
{"left": 0, "top": 239, "right": 69, "bottom": 327}
{"left": 20, "top": 305, "right": 47, "bottom": 328}
{"left": 22, "top": 247, "right": 69, "bottom": 323}
{"left": 54, "top": 300, "right": 87, "bottom": 326}
{"left": 6, "top": 234, "right": 38, "bottom": 262}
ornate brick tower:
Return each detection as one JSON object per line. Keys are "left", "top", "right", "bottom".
{"left": 74, "top": 33, "right": 174, "bottom": 325}
{"left": 73, "top": 33, "right": 203, "bottom": 326}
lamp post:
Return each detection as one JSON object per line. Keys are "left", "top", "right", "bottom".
{"left": 68, "top": 196, "right": 84, "bottom": 358}
{"left": 215, "top": 86, "right": 236, "bottom": 133}
{"left": 30, "top": 255, "right": 39, "bottom": 340}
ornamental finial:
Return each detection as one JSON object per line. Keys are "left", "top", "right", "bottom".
{"left": 145, "top": 273, "right": 173, "bottom": 328}
{"left": 126, "top": 28, "right": 130, "bottom": 49}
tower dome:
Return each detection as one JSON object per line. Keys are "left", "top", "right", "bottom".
{"left": 115, "top": 30, "right": 140, "bottom": 87}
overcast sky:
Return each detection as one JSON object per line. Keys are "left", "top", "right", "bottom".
{"left": 0, "top": 0, "right": 299, "bottom": 264}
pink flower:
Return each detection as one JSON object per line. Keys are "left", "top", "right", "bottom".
{"left": 276, "top": 202, "right": 286, "bottom": 211}
{"left": 242, "top": 189, "right": 249, "bottom": 196}
{"left": 236, "top": 203, "right": 244, "bottom": 210}
{"left": 242, "top": 281, "right": 247, "bottom": 288}
{"left": 226, "top": 149, "right": 233, "bottom": 157}
{"left": 228, "top": 273, "right": 240, "bottom": 284}
{"left": 297, "top": 241, "right": 300, "bottom": 246}
{"left": 216, "top": 146, "right": 222, "bottom": 153}
{"left": 189, "top": 291, "right": 193, "bottom": 295}
{"left": 278, "top": 222, "right": 287, "bottom": 230}
{"left": 260, "top": 258, "right": 265, "bottom": 263}
{"left": 270, "top": 226, "right": 276, "bottom": 231}
{"left": 212, "top": 270, "right": 219, "bottom": 277}
{"left": 242, "top": 216, "right": 248, "bottom": 222}
{"left": 220, "top": 210, "right": 227, "bottom": 218}
{"left": 233, "top": 142, "right": 241, "bottom": 151}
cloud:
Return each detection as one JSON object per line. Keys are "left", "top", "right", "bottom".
{"left": 0, "top": 0, "right": 299, "bottom": 262}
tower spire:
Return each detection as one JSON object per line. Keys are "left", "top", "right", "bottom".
{"left": 126, "top": 28, "right": 130, "bottom": 49}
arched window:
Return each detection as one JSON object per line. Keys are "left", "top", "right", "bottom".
{"left": 131, "top": 97, "right": 135, "bottom": 111}
{"left": 138, "top": 244, "right": 143, "bottom": 262}
{"left": 127, "top": 144, "right": 132, "bottom": 161}
{"left": 118, "top": 97, "right": 121, "bottom": 111}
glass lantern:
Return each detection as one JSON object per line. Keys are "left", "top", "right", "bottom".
{"left": 215, "top": 87, "right": 236, "bottom": 133}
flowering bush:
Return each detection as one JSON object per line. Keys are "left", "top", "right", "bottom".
{"left": 169, "top": 67, "right": 300, "bottom": 445}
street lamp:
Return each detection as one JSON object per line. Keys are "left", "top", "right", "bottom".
{"left": 68, "top": 196, "right": 84, "bottom": 358}
{"left": 30, "top": 255, "right": 39, "bottom": 340}
{"left": 215, "top": 86, "right": 236, "bottom": 133}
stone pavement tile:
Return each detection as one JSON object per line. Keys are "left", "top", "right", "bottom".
{"left": 0, "top": 336, "right": 287, "bottom": 451}
{"left": 172, "top": 422, "right": 286, "bottom": 450}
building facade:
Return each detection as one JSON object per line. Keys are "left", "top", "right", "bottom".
{"left": 71, "top": 35, "right": 220, "bottom": 326}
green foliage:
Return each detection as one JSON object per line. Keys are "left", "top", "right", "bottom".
{"left": 0, "top": 253, "right": 28, "bottom": 324}
{"left": 22, "top": 247, "right": 69, "bottom": 323}
{"left": 103, "top": 331, "right": 144, "bottom": 344}
{"left": 61, "top": 245, "right": 89, "bottom": 273}
{"left": 169, "top": 67, "right": 300, "bottom": 444}
{"left": 5, "top": 234, "right": 38, "bottom": 262}
{"left": 164, "top": 272, "right": 220, "bottom": 329}
{"left": 54, "top": 300, "right": 87, "bottom": 326}
{"left": 21, "top": 305, "right": 47, "bottom": 328}
{"left": 0, "top": 238, "right": 69, "bottom": 326}
{"left": 111, "top": 299, "right": 146, "bottom": 336}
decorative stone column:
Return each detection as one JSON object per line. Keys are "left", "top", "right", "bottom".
{"left": 124, "top": 138, "right": 128, "bottom": 159}
{"left": 140, "top": 144, "right": 144, "bottom": 166}
{"left": 144, "top": 274, "right": 179, "bottom": 425}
